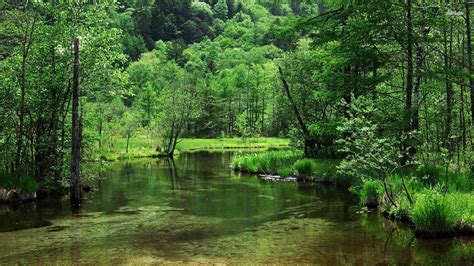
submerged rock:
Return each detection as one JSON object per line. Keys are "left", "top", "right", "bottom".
{"left": 258, "top": 174, "right": 298, "bottom": 182}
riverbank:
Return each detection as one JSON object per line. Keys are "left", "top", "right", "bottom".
{"left": 91, "top": 137, "right": 290, "bottom": 161}
{"left": 231, "top": 151, "right": 474, "bottom": 238}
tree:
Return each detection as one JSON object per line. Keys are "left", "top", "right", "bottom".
{"left": 0, "top": 1, "right": 125, "bottom": 194}
{"left": 121, "top": 111, "right": 140, "bottom": 154}
{"left": 70, "top": 37, "right": 81, "bottom": 206}
{"left": 156, "top": 63, "right": 200, "bottom": 157}
{"left": 214, "top": 0, "right": 228, "bottom": 20}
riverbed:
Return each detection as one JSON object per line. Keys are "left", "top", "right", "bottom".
{"left": 0, "top": 151, "right": 472, "bottom": 264}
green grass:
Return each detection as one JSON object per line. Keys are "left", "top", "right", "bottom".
{"left": 232, "top": 150, "right": 303, "bottom": 174}
{"left": 293, "top": 159, "right": 316, "bottom": 177}
{"left": 0, "top": 173, "right": 39, "bottom": 193}
{"left": 177, "top": 137, "right": 290, "bottom": 151}
{"left": 91, "top": 137, "right": 290, "bottom": 160}
{"left": 232, "top": 150, "right": 339, "bottom": 181}
{"left": 357, "top": 179, "right": 383, "bottom": 207}
{"left": 276, "top": 166, "right": 295, "bottom": 177}
{"left": 411, "top": 189, "right": 473, "bottom": 237}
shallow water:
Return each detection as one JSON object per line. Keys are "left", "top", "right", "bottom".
{"left": 0, "top": 151, "right": 472, "bottom": 264}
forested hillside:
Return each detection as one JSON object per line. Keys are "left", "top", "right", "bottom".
{"left": 1, "top": 0, "right": 473, "bottom": 237}
{"left": 0, "top": 0, "right": 317, "bottom": 185}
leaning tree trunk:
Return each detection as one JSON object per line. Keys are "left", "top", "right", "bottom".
{"left": 278, "top": 67, "right": 316, "bottom": 157}
{"left": 70, "top": 37, "right": 81, "bottom": 206}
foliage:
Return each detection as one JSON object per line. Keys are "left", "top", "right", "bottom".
{"left": 337, "top": 97, "right": 403, "bottom": 184}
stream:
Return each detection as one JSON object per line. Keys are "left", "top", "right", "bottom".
{"left": 0, "top": 151, "right": 472, "bottom": 264}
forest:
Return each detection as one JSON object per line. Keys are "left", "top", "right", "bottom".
{"left": 0, "top": 0, "right": 473, "bottom": 264}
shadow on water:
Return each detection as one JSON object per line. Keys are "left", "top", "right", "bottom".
{"left": 0, "top": 151, "right": 472, "bottom": 264}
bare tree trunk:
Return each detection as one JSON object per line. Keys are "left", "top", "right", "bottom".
{"left": 444, "top": 21, "right": 453, "bottom": 150}
{"left": 126, "top": 135, "right": 130, "bottom": 154}
{"left": 403, "top": 0, "right": 415, "bottom": 164}
{"left": 466, "top": 2, "right": 474, "bottom": 150}
{"left": 461, "top": 37, "right": 467, "bottom": 151}
{"left": 278, "top": 67, "right": 316, "bottom": 157}
{"left": 70, "top": 37, "right": 81, "bottom": 206}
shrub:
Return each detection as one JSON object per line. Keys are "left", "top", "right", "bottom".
{"left": 293, "top": 159, "right": 316, "bottom": 177}
{"left": 411, "top": 190, "right": 472, "bottom": 236}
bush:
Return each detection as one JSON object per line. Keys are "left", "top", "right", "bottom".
{"left": 357, "top": 179, "right": 383, "bottom": 207}
{"left": 411, "top": 190, "right": 473, "bottom": 236}
{"left": 293, "top": 159, "right": 316, "bottom": 177}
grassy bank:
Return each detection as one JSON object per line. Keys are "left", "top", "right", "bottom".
{"left": 231, "top": 150, "right": 339, "bottom": 182}
{"left": 91, "top": 137, "right": 290, "bottom": 161}
{"left": 231, "top": 151, "right": 473, "bottom": 237}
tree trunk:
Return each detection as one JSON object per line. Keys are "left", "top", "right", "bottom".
{"left": 466, "top": 2, "right": 474, "bottom": 151}
{"left": 461, "top": 37, "right": 467, "bottom": 151}
{"left": 278, "top": 67, "right": 316, "bottom": 157}
{"left": 70, "top": 37, "right": 81, "bottom": 206}
{"left": 403, "top": 0, "right": 415, "bottom": 163}
{"left": 126, "top": 135, "right": 130, "bottom": 154}
{"left": 444, "top": 21, "right": 453, "bottom": 149}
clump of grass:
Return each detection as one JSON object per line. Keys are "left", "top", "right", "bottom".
{"left": 358, "top": 179, "right": 383, "bottom": 207}
{"left": 232, "top": 150, "right": 302, "bottom": 175}
{"left": 411, "top": 189, "right": 473, "bottom": 237}
{"left": 413, "top": 164, "right": 444, "bottom": 186}
{"left": 293, "top": 159, "right": 316, "bottom": 177}
{"left": 0, "top": 173, "right": 39, "bottom": 193}
{"left": 447, "top": 173, "right": 473, "bottom": 193}
{"left": 277, "top": 166, "right": 294, "bottom": 177}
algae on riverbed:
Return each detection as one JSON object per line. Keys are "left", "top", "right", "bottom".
{"left": 0, "top": 152, "right": 472, "bottom": 264}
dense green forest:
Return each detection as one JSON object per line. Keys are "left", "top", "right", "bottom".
{"left": 0, "top": 0, "right": 473, "bottom": 238}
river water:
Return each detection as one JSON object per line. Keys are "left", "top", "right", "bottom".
{"left": 0, "top": 151, "right": 472, "bottom": 264}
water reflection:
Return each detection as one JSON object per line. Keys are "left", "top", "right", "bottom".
{"left": 0, "top": 151, "right": 472, "bottom": 264}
